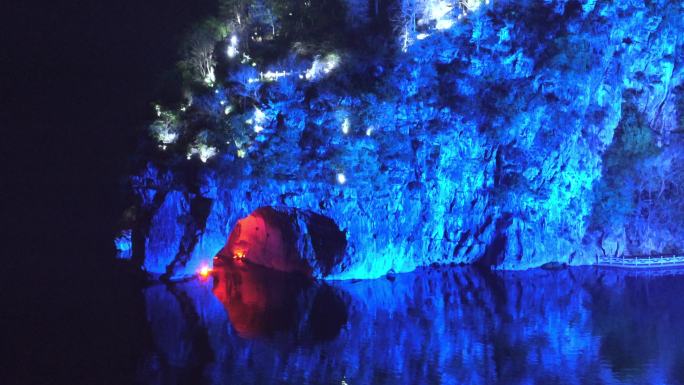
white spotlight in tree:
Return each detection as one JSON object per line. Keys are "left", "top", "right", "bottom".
{"left": 323, "top": 53, "right": 340, "bottom": 73}
{"left": 336, "top": 173, "right": 346, "bottom": 184}
{"left": 435, "top": 19, "right": 455, "bottom": 30}
{"left": 157, "top": 131, "right": 178, "bottom": 145}
{"left": 460, "top": 0, "right": 484, "bottom": 11}
{"left": 304, "top": 53, "right": 340, "bottom": 80}
{"left": 429, "top": 0, "right": 454, "bottom": 20}
{"left": 227, "top": 46, "right": 238, "bottom": 58}
{"left": 342, "top": 117, "right": 350, "bottom": 134}
{"left": 151, "top": 112, "right": 179, "bottom": 146}
{"left": 198, "top": 145, "right": 217, "bottom": 163}
{"left": 203, "top": 68, "right": 216, "bottom": 86}
{"left": 254, "top": 108, "right": 266, "bottom": 124}
{"left": 187, "top": 131, "right": 218, "bottom": 162}
{"left": 401, "top": 27, "right": 410, "bottom": 53}
{"left": 227, "top": 36, "right": 239, "bottom": 58}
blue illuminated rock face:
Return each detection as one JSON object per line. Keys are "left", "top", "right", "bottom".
{"left": 122, "top": 0, "right": 684, "bottom": 279}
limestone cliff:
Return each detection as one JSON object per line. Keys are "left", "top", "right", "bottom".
{"left": 118, "top": 0, "right": 684, "bottom": 279}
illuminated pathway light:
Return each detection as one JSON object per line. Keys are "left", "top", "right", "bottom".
{"left": 262, "top": 70, "right": 291, "bottom": 81}
{"left": 247, "top": 70, "right": 292, "bottom": 84}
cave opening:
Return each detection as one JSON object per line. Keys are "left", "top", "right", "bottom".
{"left": 216, "top": 207, "right": 347, "bottom": 277}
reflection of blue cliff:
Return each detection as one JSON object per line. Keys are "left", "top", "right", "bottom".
{"left": 139, "top": 267, "right": 684, "bottom": 384}
{"left": 121, "top": 0, "right": 684, "bottom": 279}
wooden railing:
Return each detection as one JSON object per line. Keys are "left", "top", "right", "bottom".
{"left": 598, "top": 254, "right": 684, "bottom": 268}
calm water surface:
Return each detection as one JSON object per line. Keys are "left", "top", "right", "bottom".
{"left": 138, "top": 263, "right": 684, "bottom": 384}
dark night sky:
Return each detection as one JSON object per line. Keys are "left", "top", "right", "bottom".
{"left": 5, "top": 0, "right": 212, "bottom": 258}
{"left": 3, "top": 1, "right": 213, "bottom": 383}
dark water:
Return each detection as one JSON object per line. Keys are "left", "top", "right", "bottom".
{"left": 137, "top": 263, "right": 684, "bottom": 385}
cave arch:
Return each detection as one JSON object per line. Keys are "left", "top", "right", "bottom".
{"left": 216, "top": 207, "right": 347, "bottom": 277}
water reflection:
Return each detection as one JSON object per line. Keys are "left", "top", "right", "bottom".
{"left": 139, "top": 266, "right": 684, "bottom": 385}
{"left": 212, "top": 260, "right": 348, "bottom": 340}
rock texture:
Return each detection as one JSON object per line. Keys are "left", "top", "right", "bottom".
{"left": 120, "top": 0, "right": 684, "bottom": 279}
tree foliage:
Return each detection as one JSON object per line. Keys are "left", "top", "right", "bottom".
{"left": 177, "top": 19, "right": 229, "bottom": 86}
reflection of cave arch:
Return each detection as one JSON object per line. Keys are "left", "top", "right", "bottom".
{"left": 217, "top": 207, "right": 347, "bottom": 277}
{"left": 212, "top": 261, "right": 348, "bottom": 341}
